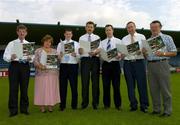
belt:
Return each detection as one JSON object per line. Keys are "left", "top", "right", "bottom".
{"left": 148, "top": 59, "right": 168, "bottom": 63}
{"left": 104, "top": 61, "right": 119, "bottom": 63}
{"left": 81, "top": 56, "right": 99, "bottom": 59}
{"left": 11, "top": 61, "right": 29, "bottom": 64}
{"left": 124, "top": 59, "right": 144, "bottom": 62}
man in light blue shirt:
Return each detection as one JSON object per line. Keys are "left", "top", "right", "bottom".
{"left": 147, "top": 20, "right": 177, "bottom": 117}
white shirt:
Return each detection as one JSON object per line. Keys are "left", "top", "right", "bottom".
{"left": 122, "top": 32, "right": 146, "bottom": 60}
{"left": 3, "top": 38, "right": 29, "bottom": 62}
{"left": 99, "top": 36, "right": 122, "bottom": 62}
{"left": 79, "top": 33, "right": 100, "bottom": 57}
{"left": 57, "top": 39, "right": 80, "bottom": 64}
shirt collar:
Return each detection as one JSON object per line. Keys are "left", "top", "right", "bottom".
{"left": 86, "top": 33, "right": 94, "bottom": 37}
{"left": 18, "top": 38, "right": 25, "bottom": 43}
{"left": 151, "top": 32, "right": 163, "bottom": 38}
{"left": 65, "top": 39, "right": 72, "bottom": 43}
{"left": 129, "top": 32, "right": 138, "bottom": 37}
{"left": 107, "top": 36, "right": 114, "bottom": 41}
{"left": 134, "top": 32, "right": 138, "bottom": 36}
{"left": 159, "top": 32, "right": 163, "bottom": 36}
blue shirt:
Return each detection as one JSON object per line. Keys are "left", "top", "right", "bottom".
{"left": 147, "top": 33, "right": 177, "bottom": 61}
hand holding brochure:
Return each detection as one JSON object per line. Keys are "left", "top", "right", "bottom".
{"left": 46, "top": 54, "right": 58, "bottom": 69}
{"left": 146, "top": 36, "right": 165, "bottom": 52}
{"left": 100, "top": 48, "right": 118, "bottom": 62}
{"left": 22, "top": 42, "right": 35, "bottom": 58}
{"left": 90, "top": 39, "right": 100, "bottom": 51}
{"left": 40, "top": 50, "right": 58, "bottom": 69}
{"left": 64, "top": 42, "right": 75, "bottom": 54}
{"left": 126, "top": 42, "right": 140, "bottom": 55}
{"left": 13, "top": 42, "right": 35, "bottom": 60}
{"left": 80, "top": 39, "right": 100, "bottom": 52}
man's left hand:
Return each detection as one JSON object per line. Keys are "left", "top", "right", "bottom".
{"left": 155, "top": 51, "right": 164, "bottom": 57}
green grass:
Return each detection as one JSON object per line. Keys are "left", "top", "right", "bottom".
{"left": 0, "top": 74, "right": 180, "bottom": 125}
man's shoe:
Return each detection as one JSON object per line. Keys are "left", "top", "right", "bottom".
{"left": 21, "top": 111, "right": 29, "bottom": 115}
{"left": 160, "top": 113, "right": 171, "bottom": 117}
{"left": 151, "top": 111, "right": 161, "bottom": 115}
{"left": 116, "top": 107, "right": 122, "bottom": 111}
{"left": 130, "top": 107, "right": 137, "bottom": 112}
{"left": 140, "top": 108, "right": 148, "bottom": 113}
{"left": 9, "top": 112, "right": 18, "bottom": 117}
{"left": 72, "top": 107, "right": 77, "bottom": 110}
{"left": 81, "top": 105, "right": 88, "bottom": 109}
{"left": 104, "top": 106, "right": 110, "bottom": 110}
{"left": 93, "top": 105, "right": 98, "bottom": 110}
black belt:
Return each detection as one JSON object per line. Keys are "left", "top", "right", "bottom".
{"left": 124, "top": 59, "right": 144, "bottom": 62}
{"left": 81, "top": 56, "right": 99, "bottom": 59}
{"left": 148, "top": 59, "right": 168, "bottom": 63}
{"left": 11, "top": 61, "right": 29, "bottom": 64}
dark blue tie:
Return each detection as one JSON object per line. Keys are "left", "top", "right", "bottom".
{"left": 107, "top": 39, "right": 111, "bottom": 51}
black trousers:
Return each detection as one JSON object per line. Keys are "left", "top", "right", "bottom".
{"left": 80, "top": 57, "right": 100, "bottom": 107}
{"left": 59, "top": 64, "right": 79, "bottom": 109}
{"left": 102, "top": 61, "right": 121, "bottom": 108}
{"left": 123, "top": 59, "right": 149, "bottom": 109}
{"left": 8, "top": 61, "right": 30, "bottom": 113}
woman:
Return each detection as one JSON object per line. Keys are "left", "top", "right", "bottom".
{"left": 34, "top": 34, "right": 60, "bottom": 113}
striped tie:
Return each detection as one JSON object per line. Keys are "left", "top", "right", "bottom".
{"left": 107, "top": 39, "right": 111, "bottom": 51}
{"left": 88, "top": 35, "right": 91, "bottom": 42}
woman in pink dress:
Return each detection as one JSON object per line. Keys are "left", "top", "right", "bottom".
{"left": 34, "top": 34, "right": 60, "bottom": 113}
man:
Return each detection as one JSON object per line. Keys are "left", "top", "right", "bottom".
{"left": 98, "top": 24, "right": 122, "bottom": 110}
{"left": 147, "top": 20, "right": 177, "bottom": 117}
{"left": 122, "top": 21, "right": 149, "bottom": 113}
{"left": 57, "top": 29, "right": 80, "bottom": 111}
{"left": 3, "top": 24, "right": 31, "bottom": 117}
{"left": 79, "top": 21, "right": 100, "bottom": 109}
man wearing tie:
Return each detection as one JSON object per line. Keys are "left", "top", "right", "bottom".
{"left": 57, "top": 29, "right": 80, "bottom": 111}
{"left": 3, "top": 25, "right": 31, "bottom": 117}
{"left": 79, "top": 21, "right": 100, "bottom": 109}
{"left": 122, "top": 21, "right": 149, "bottom": 113}
{"left": 97, "top": 24, "right": 122, "bottom": 110}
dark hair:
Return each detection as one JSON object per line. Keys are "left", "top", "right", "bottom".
{"left": 86, "top": 21, "right": 96, "bottom": 27}
{"left": 105, "top": 24, "right": 114, "bottom": 30}
{"left": 16, "top": 24, "right": 27, "bottom": 31}
{"left": 41, "top": 34, "right": 54, "bottom": 45}
{"left": 126, "top": 21, "right": 136, "bottom": 28}
{"left": 64, "top": 28, "right": 73, "bottom": 33}
{"left": 150, "top": 20, "right": 162, "bottom": 27}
